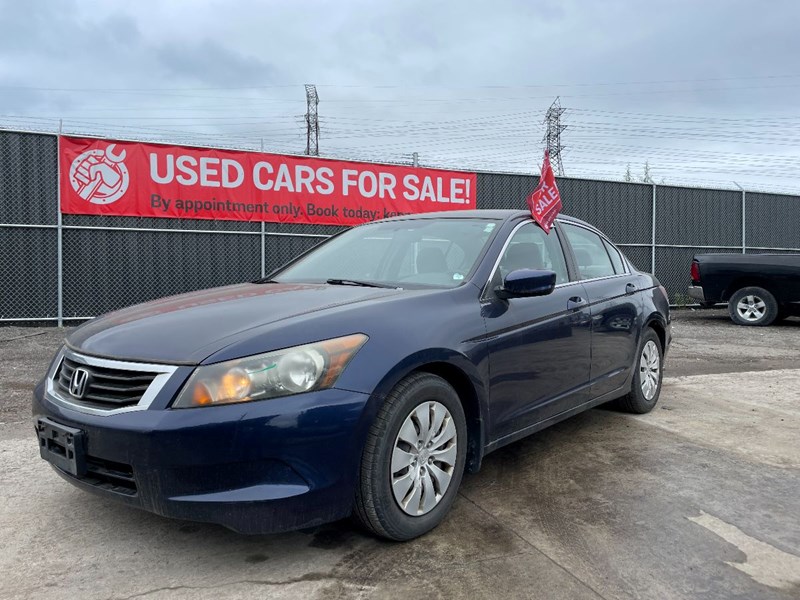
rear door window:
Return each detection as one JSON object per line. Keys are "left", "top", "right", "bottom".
{"left": 603, "top": 239, "right": 626, "bottom": 274}
{"left": 560, "top": 223, "right": 617, "bottom": 280}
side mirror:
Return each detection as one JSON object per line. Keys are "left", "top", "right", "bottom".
{"left": 495, "top": 269, "right": 557, "bottom": 299}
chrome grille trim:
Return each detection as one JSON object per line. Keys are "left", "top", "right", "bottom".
{"left": 45, "top": 348, "right": 179, "bottom": 416}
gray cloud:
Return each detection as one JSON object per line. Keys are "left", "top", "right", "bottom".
{"left": 1, "top": 0, "right": 799, "bottom": 191}
{"left": 155, "top": 40, "right": 281, "bottom": 87}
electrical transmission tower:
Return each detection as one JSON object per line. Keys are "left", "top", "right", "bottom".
{"left": 304, "top": 84, "right": 320, "bottom": 156}
{"left": 542, "top": 97, "right": 566, "bottom": 175}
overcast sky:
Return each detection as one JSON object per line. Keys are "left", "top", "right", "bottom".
{"left": 2, "top": 0, "right": 800, "bottom": 192}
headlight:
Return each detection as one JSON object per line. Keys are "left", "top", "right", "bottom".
{"left": 173, "top": 334, "right": 368, "bottom": 408}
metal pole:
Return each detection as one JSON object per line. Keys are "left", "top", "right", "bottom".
{"left": 259, "top": 138, "right": 266, "bottom": 278}
{"left": 260, "top": 222, "right": 266, "bottom": 278}
{"left": 57, "top": 120, "right": 63, "bottom": 328}
{"left": 412, "top": 152, "right": 419, "bottom": 167}
{"left": 651, "top": 183, "right": 656, "bottom": 274}
{"left": 733, "top": 182, "right": 746, "bottom": 254}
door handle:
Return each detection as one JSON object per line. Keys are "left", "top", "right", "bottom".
{"left": 567, "top": 296, "right": 586, "bottom": 310}
{"left": 625, "top": 283, "right": 637, "bottom": 295}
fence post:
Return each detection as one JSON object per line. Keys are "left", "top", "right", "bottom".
{"left": 733, "top": 182, "right": 746, "bottom": 254}
{"left": 260, "top": 222, "right": 266, "bottom": 278}
{"left": 57, "top": 121, "right": 63, "bottom": 328}
{"left": 259, "top": 140, "right": 266, "bottom": 278}
{"left": 651, "top": 183, "right": 657, "bottom": 274}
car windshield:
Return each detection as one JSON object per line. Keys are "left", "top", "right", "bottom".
{"left": 272, "top": 218, "right": 500, "bottom": 289}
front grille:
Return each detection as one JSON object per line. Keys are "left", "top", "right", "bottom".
{"left": 56, "top": 357, "right": 157, "bottom": 409}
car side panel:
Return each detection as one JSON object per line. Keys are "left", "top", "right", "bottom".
{"left": 482, "top": 284, "right": 592, "bottom": 441}
{"left": 581, "top": 275, "right": 644, "bottom": 398}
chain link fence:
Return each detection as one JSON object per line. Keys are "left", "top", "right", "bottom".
{"left": 2, "top": 128, "right": 800, "bottom": 323}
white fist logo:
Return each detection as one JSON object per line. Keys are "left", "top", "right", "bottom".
{"left": 69, "top": 144, "right": 130, "bottom": 205}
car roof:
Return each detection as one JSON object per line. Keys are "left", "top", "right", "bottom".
{"left": 377, "top": 209, "right": 595, "bottom": 230}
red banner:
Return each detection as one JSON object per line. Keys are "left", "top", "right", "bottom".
{"left": 59, "top": 137, "right": 477, "bottom": 226}
{"left": 526, "top": 150, "right": 562, "bottom": 234}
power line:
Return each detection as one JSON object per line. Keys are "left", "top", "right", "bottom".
{"left": 4, "top": 74, "right": 800, "bottom": 93}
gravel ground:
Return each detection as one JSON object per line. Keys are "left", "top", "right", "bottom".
{"left": 665, "top": 308, "right": 800, "bottom": 377}
{"left": 0, "top": 327, "right": 66, "bottom": 425}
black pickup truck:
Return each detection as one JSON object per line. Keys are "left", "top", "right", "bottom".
{"left": 689, "top": 254, "right": 800, "bottom": 325}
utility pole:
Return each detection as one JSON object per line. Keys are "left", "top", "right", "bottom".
{"left": 543, "top": 97, "right": 566, "bottom": 176}
{"left": 304, "top": 84, "right": 320, "bottom": 156}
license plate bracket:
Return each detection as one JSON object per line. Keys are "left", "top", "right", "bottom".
{"left": 36, "top": 417, "right": 86, "bottom": 477}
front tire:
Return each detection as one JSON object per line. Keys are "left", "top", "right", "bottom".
{"left": 354, "top": 373, "right": 467, "bottom": 541}
{"left": 615, "top": 328, "right": 663, "bottom": 414}
{"left": 728, "top": 286, "right": 778, "bottom": 326}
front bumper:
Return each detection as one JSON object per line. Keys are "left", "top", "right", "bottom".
{"left": 32, "top": 377, "right": 371, "bottom": 534}
{"left": 688, "top": 285, "right": 705, "bottom": 302}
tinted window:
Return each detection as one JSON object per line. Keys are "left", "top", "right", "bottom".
{"left": 603, "top": 239, "right": 626, "bottom": 274}
{"left": 497, "top": 222, "right": 569, "bottom": 284}
{"left": 561, "top": 223, "right": 616, "bottom": 280}
{"left": 274, "top": 218, "right": 499, "bottom": 289}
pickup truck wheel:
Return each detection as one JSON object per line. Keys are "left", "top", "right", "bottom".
{"left": 614, "top": 329, "right": 663, "bottom": 414}
{"left": 728, "top": 287, "right": 778, "bottom": 326}
{"left": 354, "top": 373, "right": 467, "bottom": 541}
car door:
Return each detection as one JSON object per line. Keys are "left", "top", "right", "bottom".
{"left": 483, "top": 221, "right": 592, "bottom": 441}
{"left": 559, "top": 222, "right": 642, "bottom": 399}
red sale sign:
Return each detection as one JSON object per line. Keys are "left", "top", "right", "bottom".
{"left": 59, "top": 137, "right": 477, "bottom": 226}
{"left": 526, "top": 150, "right": 562, "bottom": 234}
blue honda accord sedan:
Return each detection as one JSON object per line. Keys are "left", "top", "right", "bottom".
{"left": 33, "top": 209, "right": 670, "bottom": 540}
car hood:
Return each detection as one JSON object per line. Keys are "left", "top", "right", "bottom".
{"left": 66, "top": 282, "right": 404, "bottom": 364}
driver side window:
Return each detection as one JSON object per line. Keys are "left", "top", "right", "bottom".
{"left": 497, "top": 223, "right": 569, "bottom": 284}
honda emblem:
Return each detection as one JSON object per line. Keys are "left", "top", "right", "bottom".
{"left": 69, "top": 368, "right": 90, "bottom": 399}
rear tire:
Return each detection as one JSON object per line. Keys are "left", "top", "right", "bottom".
{"left": 615, "top": 328, "right": 663, "bottom": 414}
{"left": 354, "top": 373, "right": 467, "bottom": 541}
{"left": 728, "top": 287, "right": 778, "bottom": 326}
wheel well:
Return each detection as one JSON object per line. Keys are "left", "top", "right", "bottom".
{"left": 647, "top": 318, "right": 666, "bottom": 352}
{"left": 414, "top": 362, "right": 484, "bottom": 474}
{"left": 722, "top": 277, "right": 773, "bottom": 302}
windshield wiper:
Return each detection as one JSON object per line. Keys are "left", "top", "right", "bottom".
{"left": 326, "top": 278, "right": 399, "bottom": 289}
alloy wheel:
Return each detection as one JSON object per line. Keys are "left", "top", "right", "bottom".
{"left": 735, "top": 295, "right": 767, "bottom": 322}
